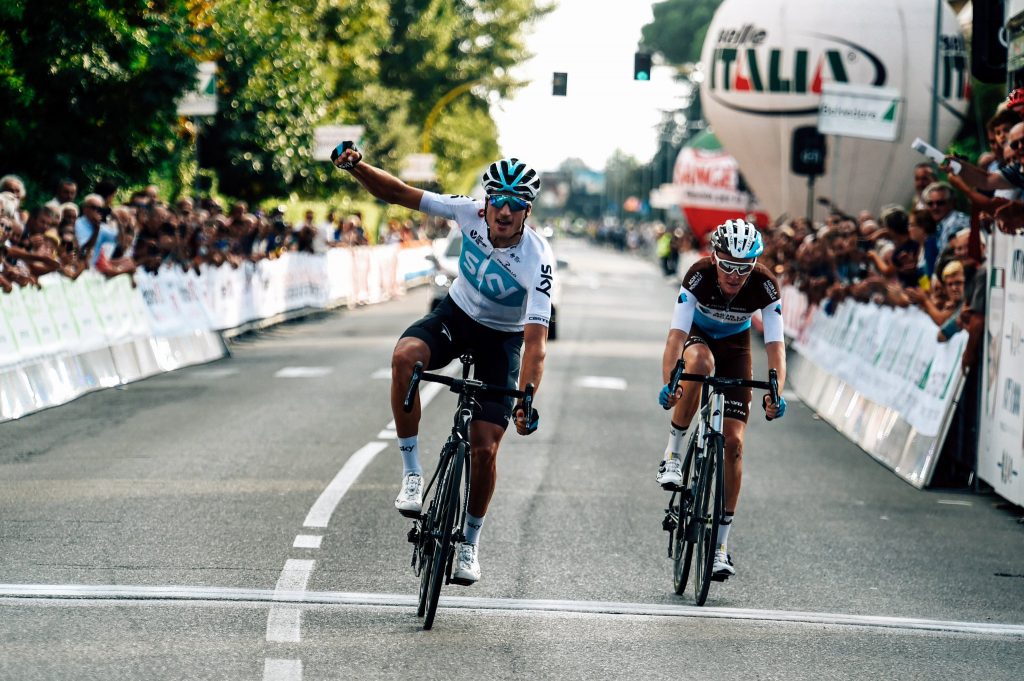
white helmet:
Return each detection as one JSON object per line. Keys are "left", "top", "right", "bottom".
{"left": 709, "top": 219, "right": 764, "bottom": 258}
{"left": 481, "top": 158, "right": 541, "bottom": 201}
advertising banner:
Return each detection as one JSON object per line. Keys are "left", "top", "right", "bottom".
{"left": 791, "top": 299, "right": 966, "bottom": 488}
{"left": 979, "top": 231, "right": 1024, "bottom": 506}
{"left": 700, "top": 0, "right": 968, "bottom": 221}
{"left": 672, "top": 129, "right": 769, "bottom": 242}
{"left": 818, "top": 83, "right": 902, "bottom": 141}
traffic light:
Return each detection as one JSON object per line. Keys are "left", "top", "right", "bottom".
{"left": 552, "top": 72, "right": 567, "bottom": 96}
{"left": 634, "top": 52, "right": 652, "bottom": 81}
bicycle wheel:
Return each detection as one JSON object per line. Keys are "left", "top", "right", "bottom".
{"left": 423, "top": 440, "right": 466, "bottom": 630}
{"left": 671, "top": 443, "right": 697, "bottom": 595}
{"left": 693, "top": 434, "right": 724, "bottom": 606}
{"left": 416, "top": 511, "right": 435, "bottom": 617}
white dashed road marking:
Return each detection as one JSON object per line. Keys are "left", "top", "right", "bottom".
{"left": 274, "top": 367, "right": 334, "bottom": 378}
{"left": 293, "top": 535, "right": 322, "bottom": 549}
{"left": 938, "top": 499, "right": 973, "bottom": 506}
{"left": 302, "top": 443, "right": 388, "bottom": 528}
{"left": 266, "top": 607, "right": 302, "bottom": 643}
{"left": 574, "top": 376, "right": 628, "bottom": 391}
{"left": 263, "top": 658, "right": 302, "bottom": 681}
{"left": 275, "top": 559, "right": 315, "bottom": 593}
{"left": 371, "top": 368, "right": 391, "bottom": 379}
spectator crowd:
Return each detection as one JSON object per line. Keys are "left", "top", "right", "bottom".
{"left": 0, "top": 175, "right": 439, "bottom": 295}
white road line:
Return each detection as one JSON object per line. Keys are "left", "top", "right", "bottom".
{"left": 274, "top": 367, "right": 334, "bottom": 378}
{"left": 263, "top": 658, "right": 302, "bottom": 681}
{"left": 377, "top": 430, "right": 397, "bottom": 439}
{"left": 303, "top": 442, "right": 388, "bottom": 528}
{"left": 275, "top": 560, "right": 315, "bottom": 593}
{"left": 371, "top": 368, "right": 391, "bottom": 379}
{"left": 293, "top": 535, "right": 322, "bottom": 549}
{"left": 266, "top": 607, "right": 302, "bottom": 643}
{"left": 4, "top": 584, "right": 1023, "bottom": 638}
{"left": 938, "top": 499, "right": 973, "bottom": 506}
{"left": 574, "top": 376, "right": 628, "bottom": 391}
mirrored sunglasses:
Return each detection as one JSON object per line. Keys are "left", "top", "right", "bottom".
{"left": 487, "top": 194, "right": 530, "bottom": 212}
{"left": 715, "top": 256, "right": 755, "bottom": 276}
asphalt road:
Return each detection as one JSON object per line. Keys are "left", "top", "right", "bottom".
{"left": 1, "top": 238, "right": 1022, "bottom": 680}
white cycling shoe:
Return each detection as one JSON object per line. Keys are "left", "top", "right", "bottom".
{"left": 394, "top": 473, "right": 423, "bottom": 517}
{"left": 657, "top": 458, "right": 683, "bottom": 489}
{"left": 451, "top": 542, "right": 480, "bottom": 585}
{"left": 712, "top": 549, "right": 735, "bottom": 579}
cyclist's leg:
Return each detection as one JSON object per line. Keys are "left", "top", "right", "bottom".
{"left": 466, "top": 331, "right": 523, "bottom": 524}
{"left": 714, "top": 332, "right": 753, "bottom": 574}
{"left": 666, "top": 331, "right": 714, "bottom": 453}
{"left": 658, "top": 333, "right": 713, "bottom": 487}
{"left": 715, "top": 330, "right": 753, "bottom": 516}
{"left": 392, "top": 298, "right": 460, "bottom": 514}
{"left": 393, "top": 295, "right": 461, "bottom": 438}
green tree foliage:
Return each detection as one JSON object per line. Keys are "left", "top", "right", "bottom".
{"left": 379, "top": 0, "right": 551, "bottom": 159}
{"left": 641, "top": 0, "right": 723, "bottom": 65}
{"left": 201, "top": 0, "right": 332, "bottom": 200}
{"left": 0, "top": 0, "right": 197, "bottom": 201}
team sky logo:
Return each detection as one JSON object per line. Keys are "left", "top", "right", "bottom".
{"left": 707, "top": 25, "right": 967, "bottom": 116}
{"left": 459, "top": 238, "right": 526, "bottom": 307}
{"left": 535, "top": 264, "right": 553, "bottom": 298}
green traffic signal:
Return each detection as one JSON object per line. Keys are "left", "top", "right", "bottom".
{"left": 634, "top": 51, "right": 652, "bottom": 81}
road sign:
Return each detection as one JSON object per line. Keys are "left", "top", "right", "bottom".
{"left": 400, "top": 153, "right": 437, "bottom": 182}
{"left": 176, "top": 62, "right": 218, "bottom": 117}
{"left": 313, "top": 125, "right": 365, "bottom": 161}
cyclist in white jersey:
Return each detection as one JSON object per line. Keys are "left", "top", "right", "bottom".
{"left": 333, "top": 143, "right": 553, "bottom": 585}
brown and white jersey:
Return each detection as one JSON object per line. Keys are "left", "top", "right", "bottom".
{"left": 670, "top": 257, "right": 784, "bottom": 342}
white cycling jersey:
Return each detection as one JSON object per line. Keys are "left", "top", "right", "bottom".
{"left": 419, "top": 191, "right": 555, "bottom": 332}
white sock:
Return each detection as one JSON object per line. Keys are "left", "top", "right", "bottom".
{"left": 665, "top": 423, "right": 688, "bottom": 459}
{"left": 717, "top": 513, "right": 734, "bottom": 550}
{"left": 464, "top": 513, "right": 485, "bottom": 545}
{"left": 398, "top": 436, "right": 421, "bottom": 476}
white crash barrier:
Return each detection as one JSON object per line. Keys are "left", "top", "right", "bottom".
{"left": 788, "top": 294, "right": 967, "bottom": 489}
{"left": 0, "top": 244, "right": 434, "bottom": 422}
{"left": 978, "top": 231, "right": 1024, "bottom": 507}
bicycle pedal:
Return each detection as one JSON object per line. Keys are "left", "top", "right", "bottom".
{"left": 660, "top": 482, "right": 683, "bottom": 492}
{"left": 449, "top": 576, "right": 475, "bottom": 586}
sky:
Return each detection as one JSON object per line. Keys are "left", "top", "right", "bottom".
{"left": 491, "top": 0, "right": 690, "bottom": 173}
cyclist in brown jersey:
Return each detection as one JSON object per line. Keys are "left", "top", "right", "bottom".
{"left": 657, "top": 220, "right": 788, "bottom": 579}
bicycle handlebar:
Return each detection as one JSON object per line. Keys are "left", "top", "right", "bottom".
{"left": 669, "top": 359, "right": 780, "bottom": 419}
{"left": 402, "top": 361, "right": 535, "bottom": 423}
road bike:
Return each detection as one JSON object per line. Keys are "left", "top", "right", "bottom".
{"left": 402, "top": 353, "right": 533, "bottom": 630}
{"left": 662, "top": 358, "right": 778, "bottom": 606}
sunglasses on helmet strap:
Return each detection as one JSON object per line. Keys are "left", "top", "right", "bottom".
{"left": 487, "top": 195, "right": 531, "bottom": 212}
{"left": 715, "top": 254, "right": 755, "bottom": 276}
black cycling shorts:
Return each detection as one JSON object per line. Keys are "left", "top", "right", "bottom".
{"left": 401, "top": 295, "right": 524, "bottom": 427}
{"left": 683, "top": 324, "right": 753, "bottom": 423}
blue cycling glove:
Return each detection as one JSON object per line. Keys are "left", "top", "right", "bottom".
{"left": 764, "top": 394, "right": 787, "bottom": 420}
{"left": 659, "top": 383, "right": 674, "bottom": 409}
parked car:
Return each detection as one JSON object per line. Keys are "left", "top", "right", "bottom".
{"left": 427, "top": 229, "right": 564, "bottom": 340}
